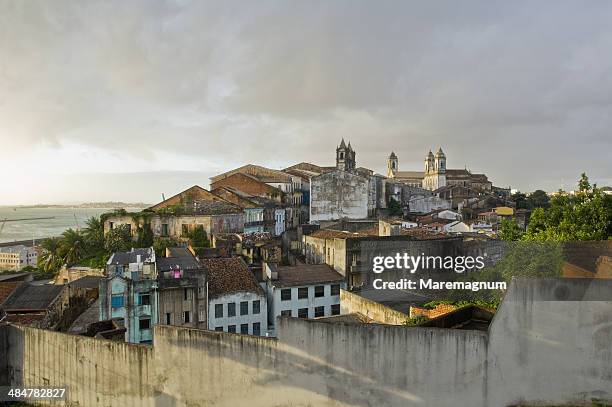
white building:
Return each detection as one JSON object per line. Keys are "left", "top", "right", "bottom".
{"left": 0, "top": 245, "right": 38, "bottom": 271}
{"left": 202, "top": 257, "right": 268, "bottom": 336}
{"left": 274, "top": 208, "right": 286, "bottom": 236}
{"left": 263, "top": 263, "right": 346, "bottom": 336}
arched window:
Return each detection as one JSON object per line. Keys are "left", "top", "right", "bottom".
{"left": 339, "top": 152, "right": 344, "bottom": 159}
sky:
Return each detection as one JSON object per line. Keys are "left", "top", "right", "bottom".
{"left": 1, "top": 0, "right": 611, "bottom": 205}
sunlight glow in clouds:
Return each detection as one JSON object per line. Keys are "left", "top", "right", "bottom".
{"left": 0, "top": 0, "right": 611, "bottom": 204}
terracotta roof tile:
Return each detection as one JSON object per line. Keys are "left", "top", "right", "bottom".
{"left": 200, "top": 257, "right": 263, "bottom": 299}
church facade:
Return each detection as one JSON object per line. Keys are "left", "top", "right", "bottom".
{"left": 310, "top": 139, "right": 384, "bottom": 222}
{"left": 387, "top": 148, "right": 492, "bottom": 192}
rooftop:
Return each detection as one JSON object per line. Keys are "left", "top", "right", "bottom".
{"left": 148, "top": 185, "right": 243, "bottom": 215}
{"left": 271, "top": 264, "right": 344, "bottom": 287}
{"left": 0, "top": 281, "right": 23, "bottom": 305}
{"left": 68, "top": 276, "right": 103, "bottom": 289}
{"left": 108, "top": 247, "right": 155, "bottom": 265}
{"left": 157, "top": 247, "right": 201, "bottom": 272}
{"left": 200, "top": 257, "right": 264, "bottom": 299}
{"left": 3, "top": 284, "right": 64, "bottom": 311}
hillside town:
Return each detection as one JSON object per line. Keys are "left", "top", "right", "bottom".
{"left": 1, "top": 140, "right": 609, "bottom": 344}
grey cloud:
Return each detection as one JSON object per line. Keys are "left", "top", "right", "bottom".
{"left": 0, "top": 0, "right": 611, "bottom": 195}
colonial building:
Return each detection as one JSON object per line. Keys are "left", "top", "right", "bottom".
{"left": 310, "top": 139, "right": 385, "bottom": 222}
{"left": 387, "top": 148, "right": 493, "bottom": 192}
{"left": 102, "top": 185, "right": 244, "bottom": 241}
{"left": 262, "top": 263, "right": 345, "bottom": 336}
{"left": 201, "top": 256, "right": 268, "bottom": 336}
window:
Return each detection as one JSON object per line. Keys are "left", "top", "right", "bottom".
{"left": 253, "top": 322, "right": 261, "bottom": 336}
{"left": 314, "top": 306, "right": 325, "bottom": 318}
{"left": 215, "top": 327, "right": 223, "bottom": 332}
{"left": 109, "top": 221, "right": 114, "bottom": 230}
{"left": 315, "top": 285, "right": 325, "bottom": 298}
{"left": 331, "top": 304, "right": 340, "bottom": 315}
{"left": 181, "top": 224, "right": 189, "bottom": 237}
{"left": 111, "top": 294, "right": 124, "bottom": 308}
{"left": 281, "top": 310, "right": 292, "bottom": 317}
{"left": 281, "top": 289, "right": 292, "bottom": 301}
{"left": 228, "top": 303, "right": 236, "bottom": 317}
{"left": 252, "top": 300, "right": 260, "bottom": 314}
{"left": 184, "top": 288, "right": 189, "bottom": 301}
{"left": 184, "top": 311, "right": 190, "bottom": 324}
{"left": 298, "top": 308, "right": 308, "bottom": 318}
{"left": 228, "top": 325, "right": 236, "bottom": 333}
{"left": 240, "top": 324, "right": 248, "bottom": 334}
{"left": 161, "top": 223, "right": 169, "bottom": 237}
{"left": 139, "top": 318, "right": 151, "bottom": 330}
{"left": 139, "top": 293, "right": 150, "bottom": 305}
{"left": 240, "top": 301, "right": 249, "bottom": 316}
{"left": 298, "top": 287, "right": 308, "bottom": 299}
{"left": 215, "top": 304, "right": 223, "bottom": 318}
{"left": 331, "top": 284, "right": 340, "bottom": 296}
{"left": 165, "top": 313, "right": 172, "bottom": 325}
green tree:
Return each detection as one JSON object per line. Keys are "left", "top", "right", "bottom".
{"left": 187, "top": 225, "right": 209, "bottom": 248}
{"left": 523, "top": 173, "right": 610, "bottom": 241}
{"left": 153, "top": 237, "right": 179, "bottom": 257}
{"left": 60, "top": 228, "right": 87, "bottom": 266}
{"left": 527, "top": 189, "right": 550, "bottom": 208}
{"left": 104, "top": 224, "right": 133, "bottom": 253}
{"left": 511, "top": 192, "right": 531, "bottom": 209}
{"left": 499, "top": 218, "right": 524, "bottom": 241}
{"left": 387, "top": 198, "right": 403, "bottom": 216}
{"left": 38, "top": 237, "right": 65, "bottom": 274}
{"left": 83, "top": 216, "right": 105, "bottom": 251}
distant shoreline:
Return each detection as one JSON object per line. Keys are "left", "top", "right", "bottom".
{"left": 1, "top": 203, "right": 152, "bottom": 209}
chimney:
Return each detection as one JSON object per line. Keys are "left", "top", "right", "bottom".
{"left": 262, "top": 260, "right": 278, "bottom": 281}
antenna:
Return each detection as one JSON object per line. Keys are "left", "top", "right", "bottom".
{"left": 162, "top": 193, "right": 166, "bottom": 201}
{"left": 73, "top": 213, "right": 80, "bottom": 230}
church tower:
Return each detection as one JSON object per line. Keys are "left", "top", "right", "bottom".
{"left": 387, "top": 151, "right": 398, "bottom": 178}
{"left": 422, "top": 148, "right": 447, "bottom": 190}
{"left": 336, "top": 139, "right": 356, "bottom": 172}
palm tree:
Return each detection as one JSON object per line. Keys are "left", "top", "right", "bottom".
{"left": 60, "top": 228, "right": 86, "bottom": 266}
{"left": 83, "top": 216, "right": 104, "bottom": 251}
{"left": 38, "top": 237, "right": 64, "bottom": 273}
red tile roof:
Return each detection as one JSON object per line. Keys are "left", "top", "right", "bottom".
{"left": 200, "top": 257, "right": 264, "bottom": 299}
{"left": 0, "top": 281, "right": 23, "bottom": 305}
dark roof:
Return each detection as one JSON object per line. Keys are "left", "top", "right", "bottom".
{"left": 0, "top": 273, "right": 32, "bottom": 282}
{"left": 200, "top": 257, "right": 264, "bottom": 299}
{"left": 157, "top": 250, "right": 201, "bottom": 272}
{"left": 108, "top": 248, "right": 155, "bottom": 265}
{"left": 0, "top": 281, "right": 23, "bottom": 305}
{"left": 272, "top": 264, "right": 344, "bottom": 287}
{"left": 68, "top": 298, "right": 101, "bottom": 334}
{"left": 3, "top": 284, "right": 64, "bottom": 311}
{"left": 68, "top": 276, "right": 102, "bottom": 289}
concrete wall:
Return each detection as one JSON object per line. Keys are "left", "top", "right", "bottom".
{"left": 486, "top": 278, "right": 612, "bottom": 406}
{"left": 310, "top": 171, "right": 369, "bottom": 221}
{"left": 5, "top": 325, "right": 156, "bottom": 406}
{"left": 340, "top": 289, "right": 409, "bottom": 324}
{"left": 1, "top": 278, "right": 611, "bottom": 407}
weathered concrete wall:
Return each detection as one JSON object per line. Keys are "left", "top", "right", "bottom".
{"left": 153, "top": 319, "right": 487, "bottom": 407}
{"left": 310, "top": 171, "right": 369, "bottom": 221}
{"left": 5, "top": 325, "right": 156, "bottom": 406}
{"left": 2, "top": 278, "right": 612, "bottom": 407}
{"left": 340, "top": 289, "right": 408, "bottom": 324}
{"left": 486, "top": 278, "right": 612, "bottom": 406}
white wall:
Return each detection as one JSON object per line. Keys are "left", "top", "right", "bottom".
{"left": 208, "top": 292, "right": 268, "bottom": 335}
{"left": 267, "top": 282, "right": 346, "bottom": 333}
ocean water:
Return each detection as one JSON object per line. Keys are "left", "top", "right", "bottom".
{"left": 0, "top": 207, "right": 139, "bottom": 244}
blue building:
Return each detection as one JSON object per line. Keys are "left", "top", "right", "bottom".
{"left": 99, "top": 247, "right": 158, "bottom": 344}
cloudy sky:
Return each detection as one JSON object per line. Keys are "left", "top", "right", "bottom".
{"left": 1, "top": 1, "right": 611, "bottom": 205}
